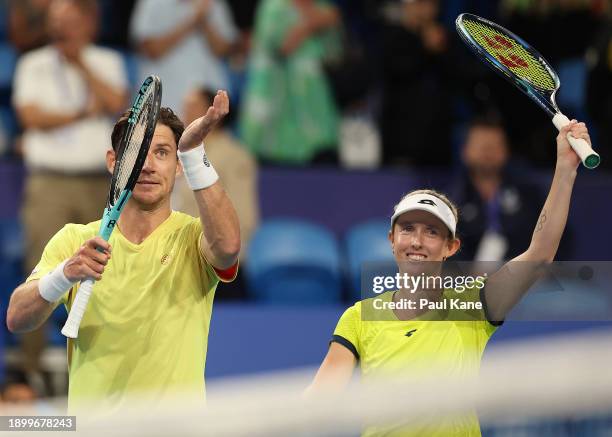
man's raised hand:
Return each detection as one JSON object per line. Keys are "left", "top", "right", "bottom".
{"left": 178, "top": 90, "right": 229, "bottom": 152}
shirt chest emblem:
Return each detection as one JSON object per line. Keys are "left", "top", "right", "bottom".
{"left": 160, "top": 253, "right": 173, "bottom": 265}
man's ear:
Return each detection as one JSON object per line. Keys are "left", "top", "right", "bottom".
{"left": 176, "top": 159, "right": 183, "bottom": 177}
{"left": 106, "top": 149, "right": 116, "bottom": 174}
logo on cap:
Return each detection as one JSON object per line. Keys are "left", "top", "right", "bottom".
{"left": 417, "top": 199, "right": 436, "bottom": 206}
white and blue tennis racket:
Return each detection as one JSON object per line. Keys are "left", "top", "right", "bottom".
{"left": 61, "top": 75, "right": 162, "bottom": 338}
{"left": 456, "top": 13, "right": 600, "bottom": 169}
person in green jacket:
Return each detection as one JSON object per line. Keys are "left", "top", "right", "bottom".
{"left": 240, "top": 0, "right": 341, "bottom": 164}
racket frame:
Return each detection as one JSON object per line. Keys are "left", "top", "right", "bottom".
{"left": 456, "top": 13, "right": 600, "bottom": 169}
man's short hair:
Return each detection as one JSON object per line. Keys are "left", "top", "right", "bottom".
{"left": 111, "top": 107, "right": 185, "bottom": 152}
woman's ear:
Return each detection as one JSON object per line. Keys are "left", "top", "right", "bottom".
{"left": 106, "top": 149, "right": 116, "bottom": 174}
{"left": 445, "top": 237, "right": 461, "bottom": 259}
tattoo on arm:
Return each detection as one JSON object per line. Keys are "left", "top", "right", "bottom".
{"left": 535, "top": 210, "right": 547, "bottom": 233}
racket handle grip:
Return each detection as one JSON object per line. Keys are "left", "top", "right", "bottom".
{"left": 552, "top": 113, "right": 601, "bottom": 169}
{"left": 61, "top": 278, "right": 95, "bottom": 339}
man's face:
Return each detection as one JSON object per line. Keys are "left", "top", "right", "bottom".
{"left": 107, "top": 123, "right": 180, "bottom": 210}
{"left": 48, "top": 0, "right": 94, "bottom": 59}
{"left": 462, "top": 126, "right": 509, "bottom": 175}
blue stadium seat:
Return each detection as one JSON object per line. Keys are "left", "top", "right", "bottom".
{"left": 245, "top": 219, "right": 342, "bottom": 304}
{"left": 344, "top": 219, "right": 395, "bottom": 302}
{"left": 511, "top": 279, "right": 612, "bottom": 321}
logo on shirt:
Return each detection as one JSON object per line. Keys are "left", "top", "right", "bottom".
{"left": 161, "top": 254, "right": 172, "bottom": 265}
{"left": 405, "top": 329, "right": 418, "bottom": 337}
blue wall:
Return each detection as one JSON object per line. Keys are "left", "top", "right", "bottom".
{"left": 206, "top": 303, "right": 343, "bottom": 378}
{"left": 205, "top": 303, "right": 612, "bottom": 379}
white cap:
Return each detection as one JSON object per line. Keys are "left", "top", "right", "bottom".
{"left": 390, "top": 193, "right": 457, "bottom": 237}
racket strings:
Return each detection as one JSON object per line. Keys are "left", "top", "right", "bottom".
{"left": 111, "top": 88, "right": 155, "bottom": 205}
{"left": 463, "top": 19, "right": 557, "bottom": 92}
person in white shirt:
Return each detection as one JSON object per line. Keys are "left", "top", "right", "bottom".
{"left": 130, "top": 0, "right": 238, "bottom": 111}
{"left": 12, "top": 0, "right": 127, "bottom": 382}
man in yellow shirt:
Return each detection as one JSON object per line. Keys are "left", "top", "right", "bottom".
{"left": 309, "top": 120, "right": 592, "bottom": 436}
{"left": 6, "top": 91, "right": 240, "bottom": 411}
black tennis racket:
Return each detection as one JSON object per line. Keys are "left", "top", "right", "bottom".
{"left": 61, "top": 75, "right": 162, "bottom": 338}
{"left": 456, "top": 13, "right": 600, "bottom": 169}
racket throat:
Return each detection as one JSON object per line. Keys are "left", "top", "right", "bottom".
{"left": 100, "top": 191, "right": 132, "bottom": 239}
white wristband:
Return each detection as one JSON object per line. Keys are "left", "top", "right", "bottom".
{"left": 39, "top": 260, "right": 76, "bottom": 303}
{"left": 178, "top": 144, "right": 219, "bottom": 190}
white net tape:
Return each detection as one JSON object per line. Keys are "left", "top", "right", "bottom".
{"left": 6, "top": 329, "right": 612, "bottom": 436}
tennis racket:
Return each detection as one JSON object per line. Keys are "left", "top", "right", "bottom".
{"left": 456, "top": 13, "right": 600, "bottom": 169}
{"left": 61, "top": 75, "right": 162, "bottom": 338}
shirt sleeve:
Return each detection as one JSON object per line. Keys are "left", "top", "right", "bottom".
{"left": 445, "top": 279, "right": 501, "bottom": 338}
{"left": 12, "top": 52, "right": 40, "bottom": 107}
{"left": 200, "top": 250, "right": 239, "bottom": 284}
{"left": 26, "top": 224, "right": 80, "bottom": 305}
{"left": 465, "top": 280, "right": 503, "bottom": 337}
{"left": 189, "top": 218, "right": 239, "bottom": 286}
{"left": 89, "top": 49, "right": 128, "bottom": 92}
{"left": 479, "top": 286, "right": 504, "bottom": 332}
{"left": 331, "top": 303, "right": 361, "bottom": 360}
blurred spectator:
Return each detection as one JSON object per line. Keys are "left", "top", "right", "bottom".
{"left": 130, "top": 0, "right": 238, "bottom": 111}
{"left": 324, "top": 0, "right": 377, "bottom": 110}
{"left": 97, "top": 0, "right": 137, "bottom": 50}
{"left": 8, "top": 0, "right": 52, "bottom": 53}
{"left": 586, "top": 12, "right": 611, "bottom": 169}
{"left": 239, "top": 0, "right": 341, "bottom": 165}
{"left": 379, "top": 0, "right": 454, "bottom": 167}
{"left": 500, "top": 0, "right": 601, "bottom": 64}
{"left": 12, "top": 0, "right": 127, "bottom": 376}
{"left": 173, "top": 86, "right": 259, "bottom": 261}
{"left": 338, "top": 110, "right": 382, "bottom": 169}
{"left": 226, "top": 0, "right": 258, "bottom": 31}
{"left": 1, "top": 369, "right": 37, "bottom": 404}
{"left": 449, "top": 116, "right": 550, "bottom": 261}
